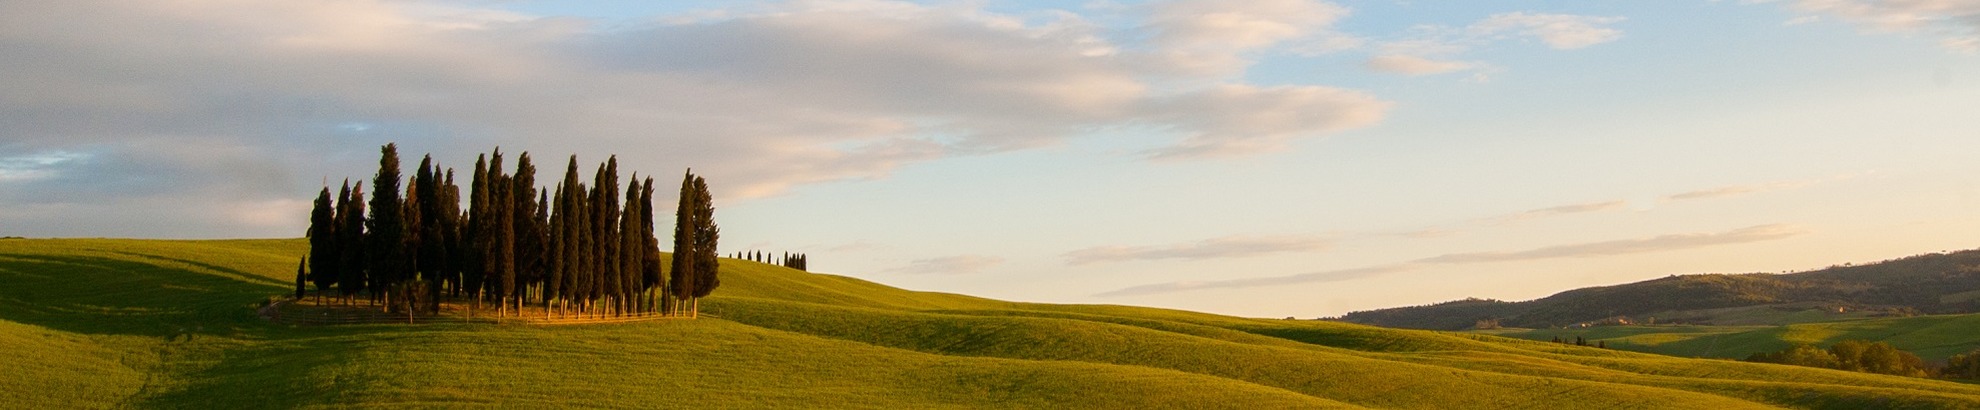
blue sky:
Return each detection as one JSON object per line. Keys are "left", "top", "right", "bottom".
{"left": 2, "top": 0, "right": 1978, "bottom": 317}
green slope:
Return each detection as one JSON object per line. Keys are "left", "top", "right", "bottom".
{"left": 2, "top": 238, "right": 1978, "bottom": 408}
{"left": 1482, "top": 313, "right": 1980, "bottom": 362}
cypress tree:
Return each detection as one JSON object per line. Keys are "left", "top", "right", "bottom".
{"left": 294, "top": 257, "right": 307, "bottom": 300}
{"left": 620, "top": 177, "right": 643, "bottom": 314}
{"left": 532, "top": 190, "right": 549, "bottom": 311}
{"left": 367, "top": 143, "right": 408, "bottom": 310}
{"left": 338, "top": 182, "right": 367, "bottom": 304}
{"left": 308, "top": 187, "right": 338, "bottom": 301}
{"left": 441, "top": 169, "right": 463, "bottom": 298}
{"left": 464, "top": 155, "right": 488, "bottom": 312}
{"left": 593, "top": 159, "right": 620, "bottom": 315}
{"left": 575, "top": 179, "right": 594, "bottom": 315}
{"left": 488, "top": 150, "right": 515, "bottom": 316}
{"left": 414, "top": 156, "right": 449, "bottom": 313}
{"left": 510, "top": 152, "right": 539, "bottom": 316}
{"left": 550, "top": 182, "right": 566, "bottom": 316}
{"left": 639, "top": 177, "right": 662, "bottom": 313}
{"left": 557, "top": 156, "right": 583, "bottom": 316}
{"left": 689, "top": 175, "right": 721, "bottom": 316}
{"left": 668, "top": 170, "right": 697, "bottom": 315}
{"left": 584, "top": 166, "right": 598, "bottom": 313}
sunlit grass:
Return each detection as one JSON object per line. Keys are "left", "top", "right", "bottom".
{"left": 2, "top": 238, "right": 1977, "bottom": 408}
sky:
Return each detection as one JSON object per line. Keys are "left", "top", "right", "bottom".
{"left": 3, "top": 0, "right": 1980, "bottom": 318}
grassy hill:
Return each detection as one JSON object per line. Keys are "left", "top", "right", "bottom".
{"left": 1479, "top": 313, "right": 1980, "bottom": 363}
{"left": 1339, "top": 249, "right": 1980, "bottom": 330}
{"left": 4, "top": 238, "right": 1980, "bottom": 408}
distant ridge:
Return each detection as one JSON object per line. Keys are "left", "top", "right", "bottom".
{"left": 1337, "top": 249, "right": 1980, "bottom": 330}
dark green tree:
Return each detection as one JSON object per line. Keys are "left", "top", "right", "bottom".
{"left": 620, "top": 177, "right": 643, "bottom": 314}
{"left": 337, "top": 181, "right": 367, "bottom": 304}
{"left": 547, "top": 182, "right": 566, "bottom": 317}
{"left": 532, "top": 190, "right": 549, "bottom": 311}
{"left": 464, "top": 154, "right": 489, "bottom": 312}
{"left": 555, "top": 156, "right": 584, "bottom": 316}
{"left": 308, "top": 186, "right": 338, "bottom": 301}
{"left": 294, "top": 257, "right": 307, "bottom": 300}
{"left": 593, "top": 159, "right": 620, "bottom": 315}
{"left": 367, "top": 143, "right": 409, "bottom": 309}
{"left": 486, "top": 150, "right": 515, "bottom": 316}
{"left": 574, "top": 176, "right": 595, "bottom": 315}
{"left": 413, "top": 156, "right": 450, "bottom": 313}
{"left": 444, "top": 169, "right": 467, "bottom": 299}
{"left": 509, "top": 152, "right": 540, "bottom": 316}
{"left": 668, "top": 170, "right": 697, "bottom": 315}
{"left": 639, "top": 177, "right": 663, "bottom": 313}
{"left": 689, "top": 175, "right": 720, "bottom": 316}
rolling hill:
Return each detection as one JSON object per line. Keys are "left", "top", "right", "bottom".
{"left": 1479, "top": 313, "right": 1980, "bottom": 363}
{"left": 1339, "top": 249, "right": 1980, "bottom": 330}
{"left": 3, "top": 238, "right": 1979, "bottom": 408}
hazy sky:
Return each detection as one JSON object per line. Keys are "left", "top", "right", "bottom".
{"left": 4, "top": 0, "right": 1979, "bottom": 317}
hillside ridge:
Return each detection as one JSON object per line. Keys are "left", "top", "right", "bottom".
{"left": 1338, "top": 249, "right": 1980, "bottom": 330}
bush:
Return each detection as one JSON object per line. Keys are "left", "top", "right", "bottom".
{"left": 1745, "top": 340, "right": 1928, "bottom": 378}
{"left": 1945, "top": 348, "right": 1980, "bottom": 379}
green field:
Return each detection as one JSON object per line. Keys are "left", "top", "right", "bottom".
{"left": 1480, "top": 313, "right": 1980, "bottom": 363}
{"left": 4, "top": 238, "right": 1980, "bottom": 408}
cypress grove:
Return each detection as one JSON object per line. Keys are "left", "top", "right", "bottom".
{"left": 299, "top": 144, "right": 728, "bottom": 321}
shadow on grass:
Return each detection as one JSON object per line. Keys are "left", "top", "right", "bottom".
{"left": 136, "top": 326, "right": 421, "bottom": 409}
{"left": 111, "top": 250, "right": 292, "bottom": 288}
{"left": 0, "top": 253, "right": 284, "bottom": 337}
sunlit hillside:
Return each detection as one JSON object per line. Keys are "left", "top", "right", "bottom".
{"left": 3, "top": 238, "right": 1979, "bottom": 408}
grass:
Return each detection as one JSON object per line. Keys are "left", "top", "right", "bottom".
{"left": 3, "top": 238, "right": 1979, "bottom": 408}
{"left": 1482, "top": 313, "right": 1980, "bottom": 362}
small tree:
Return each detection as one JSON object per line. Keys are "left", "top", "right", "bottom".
{"left": 294, "top": 257, "right": 307, "bottom": 300}
{"left": 1947, "top": 348, "right": 1980, "bottom": 379}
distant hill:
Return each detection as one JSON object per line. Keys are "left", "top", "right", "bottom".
{"left": 1478, "top": 313, "right": 1980, "bottom": 363}
{"left": 1338, "top": 249, "right": 1980, "bottom": 330}
{"left": 5, "top": 239, "right": 1980, "bottom": 408}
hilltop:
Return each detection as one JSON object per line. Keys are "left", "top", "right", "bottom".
{"left": 3, "top": 238, "right": 1979, "bottom": 408}
{"left": 1339, "top": 249, "right": 1980, "bottom": 330}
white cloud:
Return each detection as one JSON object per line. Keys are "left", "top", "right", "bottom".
{"left": 887, "top": 255, "right": 1006, "bottom": 275}
{"left": 1098, "top": 265, "right": 1407, "bottom": 297}
{"left": 1360, "top": 11, "right": 1622, "bottom": 76}
{"left": 1766, "top": 0, "right": 1980, "bottom": 52}
{"left": 1364, "top": 55, "right": 1476, "bottom": 75}
{"left": 1469, "top": 12, "right": 1626, "bottom": 49}
{"left": 1487, "top": 200, "right": 1630, "bottom": 223}
{"left": 1143, "top": 84, "right": 1389, "bottom": 160}
{"left": 1146, "top": 0, "right": 1352, "bottom": 75}
{"left": 0, "top": 0, "right": 1389, "bottom": 237}
{"left": 1784, "top": 15, "right": 1824, "bottom": 26}
{"left": 1098, "top": 224, "right": 1806, "bottom": 296}
{"left": 1412, "top": 224, "right": 1805, "bottom": 264}
{"left": 1064, "top": 235, "right": 1330, "bottom": 265}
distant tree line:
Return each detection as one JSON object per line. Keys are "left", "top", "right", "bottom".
{"left": 1745, "top": 340, "right": 1930, "bottom": 378}
{"left": 296, "top": 143, "right": 724, "bottom": 318}
{"left": 1548, "top": 335, "right": 1606, "bottom": 349}
{"left": 730, "top": 251, "right": 808, "bottom": 271}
